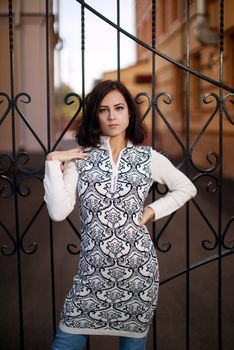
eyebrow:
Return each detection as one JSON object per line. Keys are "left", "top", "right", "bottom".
{"left": 99, "top": 103, "right": 124, "bottom": 108}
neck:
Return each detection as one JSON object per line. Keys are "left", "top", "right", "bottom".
{"left": 109, "top": 134, "right": 127, "bottom": 151}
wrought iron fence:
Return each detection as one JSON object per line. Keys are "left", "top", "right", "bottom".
{"left": 0, "top": 0, "right": 234, "bottom": 349}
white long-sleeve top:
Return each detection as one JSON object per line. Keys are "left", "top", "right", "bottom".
{"left": 43, "top": 139, "right": 197, "bottom": 222}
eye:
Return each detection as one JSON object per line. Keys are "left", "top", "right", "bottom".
{"left": 116, "top": 106, "right": 124, "bottom": 111}
{"left": 99, "top": 108, "right": 108, "bottom": 114}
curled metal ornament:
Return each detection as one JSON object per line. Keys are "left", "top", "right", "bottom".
{"left": 222, "top": 216, "right": 234, "bottom": 249}
{"left": 202, "top": 232, "right": 218, "bottom": 250}
{"left": 223, "top": 93, "right": 234, "bottom": 125}
{"left": 0, "top": 92, "right": 12, "bottom": 126}
{"left": 52, "top": 93, "right": 83, "bottom": 151}
{"left": 66, "top": 217, "right": 81, "bottom": 255}
{"left": 20, "top": 240, "right": 37, "bottom": 255}
{"left": 14, "top": 92, "right": 47, "bottom": 153}
{"left": 0, "top": 153, "right": 14, "bottom": 174}
{"left": 155, "top": 213, "right": 176, "bottom": 252}
{"left": 15, "top": 91, "right": 31, "bottom": 104}
{"left": 18, "top": 202, "right": 44, "bottom": 254}
{"left": 155, "top": 91, "right": 173, "bottom": 105}
{"left": 193, "top": 173, "right": 219, "bottom": 250}
{"left": 0, "top": 175, "right": 14, "bottom": 198}
{"left": 154, "top": 181, "right": 168, "bottom": 196}
{"left": 16, "top": 177, "right": 29, "bottom": 197}
{"left": 16, "top": 152, "right": 31, "bottom": 174}
{"left": 0, "top": 221, "right": 17, "bottom": 256}
{"left": 67, "top": 243, "right": 80, "bottom": 255}
{"left": 16, "top": 151, "right": 45, "bottom": 175}
{"left": 135, "top": 92, "right": 152, "bottom": 122}
{"left": 155, "top": 237, "right": 171, "bottom": 253}
{"left": 17, "top": 175, "right": 42, "bottom": 197}
{"left": 154, "top": 92, "right": 185, "bottom": 153}
{"left": 194, "top": 172, "right": 220, "bottom": 193}
{"left": 190, "top": 150, "right": 220, "bottom": 173}
{"left": 189, "top": 92, "right": 219, "bottom": 172}
{"left": 65, "top": 92, "right": 82, "bottom": 107}
{"left": 203, "top": 91, "right": 220, "bottom": 106}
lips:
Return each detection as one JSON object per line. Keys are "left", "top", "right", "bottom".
{"left": 108, "top": 124, "right": 119, "bottom": 128}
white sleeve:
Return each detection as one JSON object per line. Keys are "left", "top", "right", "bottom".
{"left": 43, "top": 160, "right": 78, "bottom": 221}
{"left": 147, "top": 149, "right": 197, "bottom": 221}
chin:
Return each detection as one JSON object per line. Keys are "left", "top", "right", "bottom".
{"left": 108, "top": 129, "right": 126, "bottom": 137}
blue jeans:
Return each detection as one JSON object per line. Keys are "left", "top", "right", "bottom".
{"left": 52, "top": 329, "right": 147, "bottom": 350}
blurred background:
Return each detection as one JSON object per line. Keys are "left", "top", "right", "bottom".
{"left": 0, "top": 0, "right": 234, "bottom": 349}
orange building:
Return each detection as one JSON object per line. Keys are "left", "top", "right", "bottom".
{"left": 103, "top": 0, "right": 234, "bottom": 179}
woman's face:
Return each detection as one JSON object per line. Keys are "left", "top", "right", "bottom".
{"left": 98, "top": 89, "right": 130, "bottom": 139}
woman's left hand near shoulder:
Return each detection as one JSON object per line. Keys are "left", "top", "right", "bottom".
{"left": 46, "top": 147, "right": 90, "bottom": 172}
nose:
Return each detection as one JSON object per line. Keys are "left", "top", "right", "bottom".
{"left": 107, "top": 108, "right": 116, "bottom": 120}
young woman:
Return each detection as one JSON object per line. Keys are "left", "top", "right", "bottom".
{"left": 44, "top": 80, "right": 197, "bottom": 350}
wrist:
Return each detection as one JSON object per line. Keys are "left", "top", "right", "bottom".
{"left": 146, "top": 205, "right": 155, "bottom": 219}
{"left": 46, "top": 153, "right": 57, "bottom": 161}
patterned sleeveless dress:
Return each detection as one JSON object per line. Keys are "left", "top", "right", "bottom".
{"left": 59, "top": 144, "right": 159, "bottom": 338}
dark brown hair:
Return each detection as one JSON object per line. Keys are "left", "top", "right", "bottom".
{"left": 76, "top": 80, "right": 147, "bottom": 147}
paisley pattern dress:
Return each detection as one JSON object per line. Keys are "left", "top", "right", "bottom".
{"left": 60, "top": 145, "right": 159, "bottom": 338}
{"left": 43, "top": 136, "right": 197, "bottom": 338}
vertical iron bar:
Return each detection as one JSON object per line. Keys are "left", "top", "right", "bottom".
{"left": 81, "top": 2, "right": 89, "bottom": 349}
{"left": 151, "top": 0, "right": 156, "bottom": 151}
{"left": 8, "top": 1, "right": 25, "bottom": 348}
{"left": 46, "top": 0, "right": 51, "bottom": 152}
{"left": 151, "top": 1, "right": 157, "bottom": 350}
{"left": 8, "top": 1, "right": 24, "bottom": 349}
{"left": 45, "top": 0, "right": 56, "bottom": 336}
{"left": 218, "top": 1, "right": 224, "bottom": 349}
{"left": 81, "top": 1, "right": 85, "bottom": 100}
{"left": 117, "top": 0, "right": 120, "bottom": 81}
{"left": 185, "top": 0, "right": 190, "bottom": 349}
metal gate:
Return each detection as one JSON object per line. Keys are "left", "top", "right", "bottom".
{"left": 0, "top": 0, "right": 234, "bottom": 349}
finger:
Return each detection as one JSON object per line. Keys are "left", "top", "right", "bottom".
{"left": 139, "top": 209, "right": 153, "bottom": 227}
{"left": 67, "top": 153, "right": 91, "bottom": 161}
{"left": 138, "top": 217, "right": 146, "bottom": 227}
{"left": 65, "top": 148, "right": 84, "bottom": 155}
{"left": 67, "top": 147, "right": 83, "bottom": 152}
{"left": 75, "top": 152, "right": 91, "bottom": 158}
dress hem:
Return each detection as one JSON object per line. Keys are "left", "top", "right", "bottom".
{"left": 59, "top": 322, "right": 149, "bottom": 338}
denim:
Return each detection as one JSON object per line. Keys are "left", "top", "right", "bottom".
{"left": 52, "top": 329, "right": 147, "bottom": 350}
{"left": 52, "top": 330, "right": 88, "bottom": 350}
{"left": 119, "top": 335, "right": 147, "bottom": 350}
